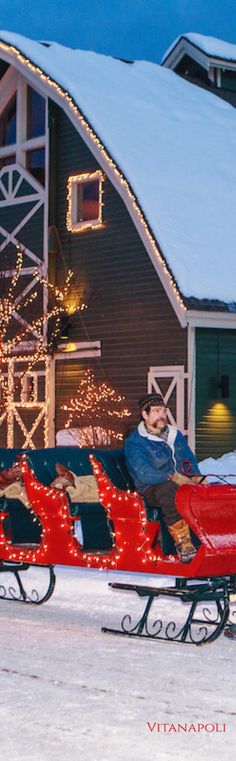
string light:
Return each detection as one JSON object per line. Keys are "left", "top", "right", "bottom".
{"left": 67, "top": 170, "right": 104, "bottom": 233}
{"left": 0, "top": 39, "right": 186, "bottom": 314}
{"left": 61, "top": 368, "right": 131, "bottom": 446}
{"left": 0, "top": 455, "right": 167, "bottom": 572}
{"left": 0, "top": 244, "right": 87, "bottom": 448}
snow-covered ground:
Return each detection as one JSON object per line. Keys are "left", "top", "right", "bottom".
{"left": 0, "top": 564, "right": 235, "bottom": 761}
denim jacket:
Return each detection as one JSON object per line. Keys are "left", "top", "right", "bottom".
{"left": 124, "top": 422, "right": 200, "bottom": 495}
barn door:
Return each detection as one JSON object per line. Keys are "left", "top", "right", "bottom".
{"left": 148, "top": 365, "right": 188, "bottom": 435}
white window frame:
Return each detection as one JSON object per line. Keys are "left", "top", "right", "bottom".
{"left": 0, "top": 67, "right": 47, "bottom": 174}
{"left": 67, "top": 170, "right": 104, "bottom": 232}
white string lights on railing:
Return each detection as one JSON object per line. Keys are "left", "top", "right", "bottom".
{"left": 0, "top": 39, "right": 186, "bottom": 314}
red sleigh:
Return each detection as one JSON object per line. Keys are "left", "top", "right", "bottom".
{"left": 1, "top": 452, "right": 236, "bottom": 644}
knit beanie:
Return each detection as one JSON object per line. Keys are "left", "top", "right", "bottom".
{"left": 138, "top": 393, "right": 166, "bottom": 413}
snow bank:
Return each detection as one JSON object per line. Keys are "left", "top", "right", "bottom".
{"left": 199, "top": 451, "right": 236, "bottom": 483}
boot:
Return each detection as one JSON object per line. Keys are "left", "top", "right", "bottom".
{"left": 168, "top": 519, "right": 197, "bottom": 564}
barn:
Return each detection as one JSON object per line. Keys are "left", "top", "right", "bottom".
{"left": 1, "top": 30, "right": 236, "bottom": 458}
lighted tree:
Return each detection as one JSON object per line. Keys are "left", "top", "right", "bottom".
{"left": 0, "top": 244, "right": 86, "bottom": 410}
{"left": 61, "top": 369, "right": 131, "bottom": 447}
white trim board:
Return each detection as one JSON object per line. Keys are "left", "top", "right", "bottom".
{"left": 187, "top": 310, "right": 236, "bottom": 329}
{"left": 162, "top": 38, "right": 211, "bottom": 71}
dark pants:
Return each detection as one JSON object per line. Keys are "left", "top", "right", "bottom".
{"left": 144, "top": 480, "right": 181, "bottom": 527}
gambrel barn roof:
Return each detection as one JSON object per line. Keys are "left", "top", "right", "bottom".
{"left": 1, "top": 30, "right": 236, "bottom": 321}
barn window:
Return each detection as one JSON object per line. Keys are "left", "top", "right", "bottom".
{"left": 0, "top": 94, "right": 17, "bottom": 147}
{"left": 0, "top": 154, "right": 16, "bottom": 169}
{"left": 27, "top": 85, "right": 46, "bottom": 138}
{"left": 0, "top": 60, "right": 9, "bottom": 80}
{"left": 26, "top": 147, "right": 45, "bottom": 185}
{"left": 67, "top": 171, "right": 104, "bottom": 232}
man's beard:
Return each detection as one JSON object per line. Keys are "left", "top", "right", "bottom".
{"left": 153, "top": 420, "right": 167, "bottom": 431}
{"left": 147, "top": 420, "right": 168, "bottom": 434}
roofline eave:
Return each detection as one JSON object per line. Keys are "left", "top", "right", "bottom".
{"left": 187, "top": 309, "right": 236, "bottom": 328}
{"left": 162, "top": 36, "right": 210, "bottom": 71}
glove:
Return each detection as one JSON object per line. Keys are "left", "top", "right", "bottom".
{"left": 171, "top": 473, "right": 193, "bottom": 486}
{"left": 192, "top": 475, "right": 209, "bottom": 484}
{"left": 171, "top": 473, "right": 208, "bottom": 486}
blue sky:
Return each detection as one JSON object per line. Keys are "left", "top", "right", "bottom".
{"left": 0, "top": 0, "right": 236, "bottom": 62}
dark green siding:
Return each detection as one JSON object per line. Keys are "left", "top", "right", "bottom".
{"left": 17, "top": 205, "right": 44, "bottom": 259}
{"left": 196, "top": 328, "right": 236, "bottom": 460}
{"left": 49, "top": 102, "right": 187, "bottom": 434}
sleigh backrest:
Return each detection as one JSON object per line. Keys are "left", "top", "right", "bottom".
{"left": 0, "top": 446, "right": 133, "bottom": 487}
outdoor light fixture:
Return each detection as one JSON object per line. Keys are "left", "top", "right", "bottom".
{"left": 218, "top": 374, "right": 230, "bottom": 399}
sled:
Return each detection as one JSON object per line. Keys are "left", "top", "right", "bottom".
{"left": 1, "top": 447, "right": 236, "bottom": 644}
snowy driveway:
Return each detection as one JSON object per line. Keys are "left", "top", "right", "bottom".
{"left": 0, "top": 565, "right": 235, "bottom": 761}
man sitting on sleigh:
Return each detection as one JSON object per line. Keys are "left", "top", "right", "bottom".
{"left": 124, "top": 393, "right": 204, "bottom": 563}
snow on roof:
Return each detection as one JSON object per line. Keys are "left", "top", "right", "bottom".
{"left": 1, "top": 30, "right": 236, "bottom": 303}
{"left": 162, "top": 32, "right": 236, "bottom": 64}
